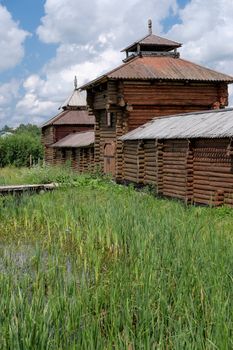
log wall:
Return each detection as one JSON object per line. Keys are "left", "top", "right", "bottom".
{"left": 144, "top": 140, "right": 157, "bottom": 185}
{"left": 87, "top": 80, "right": 229, "bottom": 180}
{"left": 123, "top": 81, "right": 228, "bottom": 130}
{"left": 122, "top": 141, "right": 141, "bottom": 183}
{"left": 160, "top": 140, "right": 190, "bottom": 201}
{"left": 42, "top": 124, "right": 93, "bottom": 165}
{"left": 91, "top": 81, "right": 118, "bottom": 110}
{"left": 94, "top": 108, "right": 127, "bottom": 178}
{"left": 41, "top": 126, "right": 55, "bottom": 165}
{"left": 55, "top": 125, "right": 92, "bottom": 142}
{"left": 53, "top": 147, "right": 94, "bottom": 173}
{"left": 121, "top": 137, "right": 233, "bottom": 207}
{"left": 193, "top": 139, "right": 233, "bottom": 206}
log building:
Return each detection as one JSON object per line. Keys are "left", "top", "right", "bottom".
{"left": 42, "top": 78, "right": 95, "bottom": 171}
{"left": 120, "top": 108, "right": 233, "bottom": 207}
{"left": 81, "top": 20, "right": 233, "bottom": 179}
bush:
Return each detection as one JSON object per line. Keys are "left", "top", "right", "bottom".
{"left": 0, "top": 133, "right": 43, "bottom": 167}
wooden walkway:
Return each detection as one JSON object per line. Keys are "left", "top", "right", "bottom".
{"left": 0, "top": 183, "right": 58, "bottom": 195}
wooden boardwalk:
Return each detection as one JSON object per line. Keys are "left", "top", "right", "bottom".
{"left": 0, "top": 183, "right": 58, "bottom": 195}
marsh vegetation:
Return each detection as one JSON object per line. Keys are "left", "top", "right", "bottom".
{"left": 0, "top": 167, "right": 232, "bottom": 349}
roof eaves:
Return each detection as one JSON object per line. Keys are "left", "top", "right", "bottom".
{"left": 79, "top": 76, "right": 108, "bottom": 90}
{"left": 79, "top": 56, "right": 140, "bottom": 89}
{"left": 41, "top": 110, "right": 68, "bottom": 128}
{"left": 120, "top": 34, "right": 150, "bottom": 52}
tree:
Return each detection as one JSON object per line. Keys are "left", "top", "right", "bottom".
{"left": 0, "top": 123, "right": 43, "bottom": 167}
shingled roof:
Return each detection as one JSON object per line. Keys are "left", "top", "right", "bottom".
{"left": 80, "top": 55, "right": 233, "bottom": 89}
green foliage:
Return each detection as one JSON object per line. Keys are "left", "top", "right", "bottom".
{"left": 0, "top": 167, "right": 233, "bottom": 348}
{"left": 14, "top": 123, "right": 41, "bottom": 137}
{"left": 0, "top": 123, "right": 42, "bottom": 167}
{"left": 0, "top": 131, "right": 43, "bottom": 167}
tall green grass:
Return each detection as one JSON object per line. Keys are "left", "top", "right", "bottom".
{"left": 0, "top": 167, "right": 233, "bottom": 349}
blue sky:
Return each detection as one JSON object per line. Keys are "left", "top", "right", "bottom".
{"left": 0, "top": 0, "right": 233, "bottom": 127}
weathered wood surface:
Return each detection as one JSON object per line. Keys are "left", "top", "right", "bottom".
{"left": 53, "top": 147, "right": 94, "bottom": 173}
{"left": 121, "top": 137, "right": 233, "bottom": 207}
{"left": 87, "top": 78, "right": 229, "bottom": 180}
{"left": 0, "top": 183, "right": 58, "bottom": 195}
{"left": 42, "top": 124, "right": 93, "bottom": 166}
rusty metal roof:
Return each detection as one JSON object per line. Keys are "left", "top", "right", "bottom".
{"left": 121, "top": 34, "right": 182, "bottom": 52}
{"left": 52, "top": 131, "right": 94, "bottom": 148}
{"left": 41, "top": 109, "right": 94, "bottom": 128}
{"left": 120, "top": 108, "right": 233, "bottom": 141}
{"left": 80, "top": 56, "right": 233, "bottom": 89}
{"left": 108, "top": 56, "right": 233, "bottom": 81}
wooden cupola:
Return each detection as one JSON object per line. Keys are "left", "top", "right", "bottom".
{"left": 121, "top": 19, "right": 182, "bottom": 62}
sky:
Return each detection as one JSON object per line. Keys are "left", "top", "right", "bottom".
{"left": 0, "top": 0, "right": 233, "bottom": 128}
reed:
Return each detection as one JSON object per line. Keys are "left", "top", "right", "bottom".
{"left": 0, "top": 167, "right": 233, "bottom": 349}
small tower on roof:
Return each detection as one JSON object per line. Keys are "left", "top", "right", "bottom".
{"left": 122, "top": 19, "right": 182, "bottom": 62}
{"left": 60, "top": 76, "right": 87, "bottom": 111}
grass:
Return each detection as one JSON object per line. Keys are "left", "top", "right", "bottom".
{"left": 0, "top": 166, "right": 233, "bottom": 349}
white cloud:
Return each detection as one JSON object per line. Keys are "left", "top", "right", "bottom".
{"left": 18, "top": 0, "right": 178, "bottom": 125}
{"left": 0, "top": 79, "right": 21, "bottom": 125}
{"left": 2, "top": 0, "right": 233, "bottom": 127}
{"left": 37, "top": 0, "right": 177, "bottom": 48}
{"left": 0, "top": 5, "right": 29, "bottom": 72}
{"left": 167, "top": 0, "right": 233, "bottom": 69}
{"left": 166, "top": 0, "right": 233, "bottom": 105}
{"left": 0, "top": 80, "right": 20, "bottom": 107}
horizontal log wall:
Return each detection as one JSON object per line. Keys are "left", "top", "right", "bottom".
{"left": 42, "top": 126, "right": 54, "bottom": 146}
{"left": 91, "top": 81, "right": 118, "bottom": 110}
{"left": 160, "top": 140, "right": 190, "bottom": 201}
{"left": 193, "top": 138, "right": 233, "bottom": 206}
{"left": 55, "top": 125, "right": 92, "bottom": 142}
{"left": 127, "top": 105, "right": 207, "bottom": 131}
{"left": 123, "top": 81, "right": 228, "bottom": 130}
{"left": 44, "top": 147, "right": 55, "bottom": 165}
{"left": 123, "top": 81, "right": 226, "bottom": 106}
{"left": 123, "top": 141, "right": 140, "bottom": 183}
{"left": 144, "top": 140, "right": 157, "bottom": 185}
{"left": 121, "top": 137, "right": 233, "bottom": 207}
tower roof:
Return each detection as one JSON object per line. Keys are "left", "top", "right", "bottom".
{"left": 80, "top": 55, "right": 233, "bottom": 90}
{"left": 42, "top": 76, "right": 94, "bottom": 128}
{"left": 121, "top": 19, "right": 182, "bottom": 60}
{"left": 60, "top": 76, "right": 87, "bottom": 110}
{"left": 121, "top": 33, "right": 182, "bottom": 53}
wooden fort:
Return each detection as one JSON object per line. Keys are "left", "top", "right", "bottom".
{"left": 120, "top": 108, "right": 233, "bottom": 207}
{"left": 81, "top": 20, "right": 233, "bottom": 179}
{"left": 41, "top": 78, "right": 95, "bottom": 172}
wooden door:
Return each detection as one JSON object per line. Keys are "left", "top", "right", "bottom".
{"left": 104, "top": 142, "right": 116, "bottom": 175}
